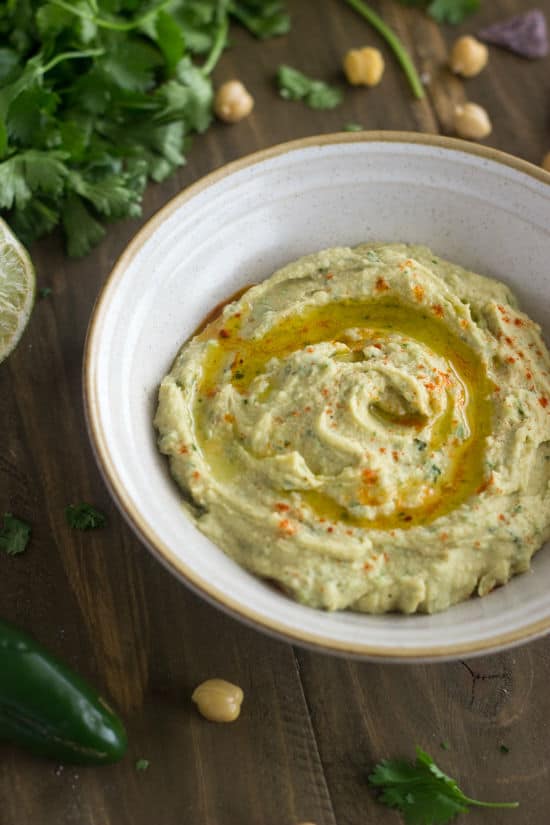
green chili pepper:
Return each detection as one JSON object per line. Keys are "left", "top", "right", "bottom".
{"left": 0, "top": 619, "right": 127, "bottom": 764}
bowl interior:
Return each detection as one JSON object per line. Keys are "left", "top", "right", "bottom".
{"left": 86, "top": 135, "right": 550, "bottom": 660}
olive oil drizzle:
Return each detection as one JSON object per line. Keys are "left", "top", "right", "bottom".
{"left": 193, "top": 297, "right": 493, "bottom": 532}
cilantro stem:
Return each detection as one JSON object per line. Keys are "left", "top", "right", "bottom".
{"left": 343, "top": 0, "right": 424, "bottom": 99}
{"left": 41, "top": 49, "right": 105, "bottom": 75}
{"left": 464, "top": 797, "right": 519, "bottom": 809}
{"left": 201, "top": 6, "right": 230, "bottom": 75}
{"left": 50, "top": 0, "right": 171, "bottom": 32}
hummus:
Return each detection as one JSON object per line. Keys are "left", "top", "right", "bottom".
{"left": 154, "top": 244, "right": 550, "bottom": 614}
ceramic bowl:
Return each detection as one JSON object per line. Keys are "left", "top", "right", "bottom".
{"left": 84, "top": 133, "right": 550, "bottom": 661}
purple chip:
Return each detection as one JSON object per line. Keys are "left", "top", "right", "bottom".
{"left": 478, "top": 9, "right": 548, "bottom": 58}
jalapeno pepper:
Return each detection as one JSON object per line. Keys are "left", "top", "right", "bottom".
{"left": 0, "top": 619, "right": 127, "bottom": 764}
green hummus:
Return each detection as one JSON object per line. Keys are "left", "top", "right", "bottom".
{"left": 154, "top": 243, "right": 550, "bottom": 614}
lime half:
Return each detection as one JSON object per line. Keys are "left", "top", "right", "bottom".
{"left": 0, "top": 218, "right": 35, "bottom": 365}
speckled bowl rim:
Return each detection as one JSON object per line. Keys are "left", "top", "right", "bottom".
{"left": 84, "top": 132, "right": 550, "bottom": 662}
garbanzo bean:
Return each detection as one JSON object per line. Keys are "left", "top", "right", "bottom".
{"left": 542, "top": 152, "right": 550, "bottom": 172}
{"left": 191, "top": 678, "right": 244, "bottom": 722}
{"left": 214, "top": 80, "right": 254, "bottom": 123}
{"left": 449, "top": 36, "right": 489, "bottom": 78}
{"left": 343, "top": 47, "right": 385, "bottom": 87}
{"left": 453, "top": 102, "right": 492, "bottom": 140}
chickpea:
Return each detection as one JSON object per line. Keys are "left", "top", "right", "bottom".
{"left": 453, "top": 102, "right": 492, "bottom": 141}
{"left": 192, "top": 678, "right": 244, "bottom": 722}
{"left": 214, "top": 80, "right": 254, "bottom": 123}
{"left": 449, "top": 36, "right": 489, "bottom": 78}
{"left": 343, "top": 47, "right": 385, "bottom": 87}
{"left": 542, "top": 152, "right": 550, "bottom": 172}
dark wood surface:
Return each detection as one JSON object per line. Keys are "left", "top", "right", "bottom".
{"left": 2, "top": 2, "right": 550, "bottom": 823}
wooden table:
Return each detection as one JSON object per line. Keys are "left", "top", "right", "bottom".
{"left": 2, "top": 2, "right": 550, "bottom": 823}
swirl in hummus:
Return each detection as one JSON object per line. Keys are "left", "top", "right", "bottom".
{"left": 154, "top": 243, "right": 550, "bottom": 614}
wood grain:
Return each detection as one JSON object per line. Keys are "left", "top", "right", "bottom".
{"left": 1, "top": 2, "right": 550, "bottom": 823}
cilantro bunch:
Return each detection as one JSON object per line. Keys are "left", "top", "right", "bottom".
{"left": 0, "top": 0, "right": 289, "bottom": 257}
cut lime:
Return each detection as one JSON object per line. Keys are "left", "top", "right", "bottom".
{"left": 0, "top": 218, "right": 35, "bottom": 365}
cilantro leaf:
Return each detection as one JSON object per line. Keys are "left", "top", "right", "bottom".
{"left": 7, "top": 85, "right": 60, "bottom": 146}
{"left": 398, "top": 0, "right": 480, "bottom": 24}
{"left": 0, "top": 513, "right": 31, "bottom": 556}
{"left": 65, "top": 502, "right": 107, "bottom": 531}
{"left": 308, "top": 84, "right": 342, "bottom": 110}
{"left": 277, "top": 65, "right": 314, "bottom": 99}
{"left": 68, "top": 169, "right": 142, "bottom": 219}
{"left": 99, "top": 38, "right": 162, "bottom": 93}
{"left": 62, "top": 194, "right": 105, "bottom": 258}
{"left": 35, "top": 3, "right": 80, "bottom": 42}
{"left": 427, "top": 0, "right": 479, "bottom": 23}
{"left": 10, "top": 197, "right": 60, "bottom": 247}
{"left": 0, "top": 148, "right": 68, "bottom": 209}
{"left": 173, "top": 61, "right": 214, "bottom": 132}
{"left": 169, "top": 2, "right": 221, "bottom": 55}
{"left": 277, "top": 65, "right": 342, "bottom": 110}
{"left": 23, "top": 151, "right": 67, "bottom": 195}
{"left": 0, "top": 48, "right": 20, "bottom": 85}
{"left": 229, "top": 0, "right": 290, "bottom": 38}
{"left": 150, "top": 10, "right": 185, "bottom": 73}
{"left": 135, "top": 758, "right": 150, "bottom": 771}
{"left": 369, "top": 747, "right": 519, "bottom": 825}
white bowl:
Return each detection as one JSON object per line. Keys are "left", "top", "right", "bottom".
{"left": 84, "top": 133, "right": 550, "bottom": 661}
